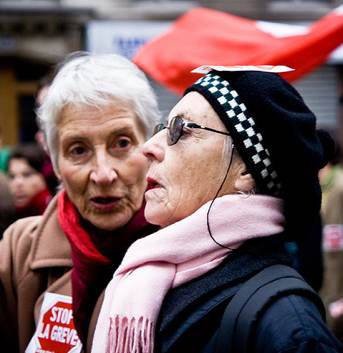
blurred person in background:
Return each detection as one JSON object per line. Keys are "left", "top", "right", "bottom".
{"left": 8, "top": 143, "right": 52, "bottom": 220}
{"left": 35, "top": 73, "right": 60, "bottom": 195}
{"left": 35, "top": 73, "right": 53, "bottom": 149}
{"left": 320, "top": 129, "right": 343, "bottom": 342}
{"left": 0, "top": 127, "right": 10, "bottom": 173}
{"left": 0, "top": 172, "right": 15, "bottom": 238}
{"left": 36, "top": 74, "right": 52, "bottom": 107}
{"left": 0, "top": 52, "right": 159, "bottom": 353}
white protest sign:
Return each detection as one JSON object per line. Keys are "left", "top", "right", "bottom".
{"left": 25, "top": 292, "right": 82, "bottom": 353}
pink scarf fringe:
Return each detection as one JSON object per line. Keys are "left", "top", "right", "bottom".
{"left": 92, "top": 194, "right": 285, "bottom": 353}
{"left": 108, "top": 316, "right": 154, "bottom": 353}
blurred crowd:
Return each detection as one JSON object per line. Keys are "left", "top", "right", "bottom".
{"left": 0, "top": 75, "right": 59, "bottom": 236}
{"left": 319, "top": 129, "right": 343, "bottom": 342}
{"left": 0, "top": 110, "right": 57, "bottom": 237}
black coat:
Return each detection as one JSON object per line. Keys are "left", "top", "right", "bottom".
{"left": 156, "top": 237, "right": 342, "bottom": 353}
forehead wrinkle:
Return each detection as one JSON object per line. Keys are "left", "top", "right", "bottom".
{"left": 169, "top": 92, "right": 221, "bottom": 128}
{"left": 170, "top": 107, "right": 214, "bottom": 124}
{"left": 59, "top": 114, "right": 138, "bottom": 134}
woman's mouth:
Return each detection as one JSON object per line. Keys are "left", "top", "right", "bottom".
{"left": 14, "top": 192, "right": 29, "bottom": 204}
{"left": 89, "top": 196, "right": 121, "bottom": 211}
{"left": 146, "top": 177, "right": 162, "bottom": 190}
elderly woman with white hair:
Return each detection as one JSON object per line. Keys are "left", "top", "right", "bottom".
{"left": 0, "top": 52, "right": 159, "bottom": 353}
{"left": 92, "top": 67, "right": 343, "bottom": 353}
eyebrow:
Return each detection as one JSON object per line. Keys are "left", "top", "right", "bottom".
{"left": 109, "top": 126, "right": 136, "bottom": 136}
{"left": 169, "top": 113, "right": 195, "bottom": 124}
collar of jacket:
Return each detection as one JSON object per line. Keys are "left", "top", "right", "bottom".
{"left": 158, "top": 236, "right": 288, "bottom": 333}
{"left": 29, "top": 192, "right": 73, "bottom": 270}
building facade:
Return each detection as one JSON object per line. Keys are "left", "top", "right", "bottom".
{"left": 0, "top": 0, "right": 342, "bottom": 146}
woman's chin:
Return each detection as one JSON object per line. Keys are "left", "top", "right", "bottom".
{"left": 144, "top": 211, "right": 163, "bottom": 226}
{"left": 144, "top": 190, "right": 177, "bottom": 227}
{"left": 84, "top": 210, "right": 135, "bottom": 231}
{"left": 15, "top": 199, "right": 30, "bottom": 208}
{"left": 144, "top": 204, "right": 165, "bottom": 227}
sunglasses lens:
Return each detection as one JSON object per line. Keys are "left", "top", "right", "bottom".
{"left": 153, "top": 123, "right": 165, "bottom": 136}
{"left": 168, "top": 116, "right": 183, "bottom": 145}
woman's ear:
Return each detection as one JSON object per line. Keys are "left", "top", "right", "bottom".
{"left": 234, "top": 169, "right": 256, "bottom": 193}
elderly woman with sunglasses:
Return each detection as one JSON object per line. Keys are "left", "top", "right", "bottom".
{"left": 92, "top": 67, "right": 342, "bottom": 353}
{"left": 0, "top": 52, "right": 159, "bottom": 353}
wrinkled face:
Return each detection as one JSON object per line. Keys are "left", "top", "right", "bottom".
{"left": 8, "top": 158, "right": 47, "bottom": 208}
{"left": 56, "top": 102, "right": 148, "bottom": 231}
{"left": 142, "top": 92, "right": 235, "bottom": 227}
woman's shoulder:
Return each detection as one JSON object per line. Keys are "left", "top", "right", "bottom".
{"left": 2, "top": 215, "right": 43, "bottom": 255}
{"left": 255, "top": 293, "right": 342, "bottom": 353}
{"left": 157, "top": 243, "right": 289, "bottom": 352}
{"left": 0, "top": 195, "right": 63, "bottom": 277}
{"left": 3, "top": 193, "right": 58, "bottom": 238}
{"left": 0, "top": 215, "right": 44, "bottom": 293}
{"left": 158, "top": 255, "right": 342, "bottom": 353}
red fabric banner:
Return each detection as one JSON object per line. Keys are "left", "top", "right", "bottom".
{"left": 134, "top": 6, "right": 343, "bottom": 94}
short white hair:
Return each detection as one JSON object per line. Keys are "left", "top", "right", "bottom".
{"left": 37, "top": 51, "right": 160, "bottom": 170}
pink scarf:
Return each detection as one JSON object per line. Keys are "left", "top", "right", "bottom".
{"left": 91, "top": 194, "right": 284, "bottom": 353}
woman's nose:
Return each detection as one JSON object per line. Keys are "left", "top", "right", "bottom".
{"left": 90, "top": 153, "right": 118, "bottom": 185}
{"left": 142, "top": 132, "right": 165, "bottom": 162}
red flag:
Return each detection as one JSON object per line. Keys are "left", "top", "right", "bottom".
{"left": 133, "top": 6, "right": 343, "bottom": 94}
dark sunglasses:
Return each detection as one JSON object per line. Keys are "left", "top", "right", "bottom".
{"left": 153, "top": 115, "right": 230, "bottom": 146}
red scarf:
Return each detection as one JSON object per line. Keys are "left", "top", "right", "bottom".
{"left": 57, "top": 191, "right": 157, "bottom": 345}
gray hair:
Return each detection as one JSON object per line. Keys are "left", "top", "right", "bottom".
{"left": 37, "top": 51, "right": 160, "bottom": 170}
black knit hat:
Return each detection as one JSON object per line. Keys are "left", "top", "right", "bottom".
{"left": 185, "top": 70, "right": 334, "bottom": 240}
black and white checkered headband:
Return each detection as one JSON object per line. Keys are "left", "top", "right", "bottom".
{"left": 189, "top": 72, "right": 282, "bottom": 196}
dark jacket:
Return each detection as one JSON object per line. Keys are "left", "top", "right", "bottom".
{"left": 156, "top": 237, "right": 342, "bottom": 353}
